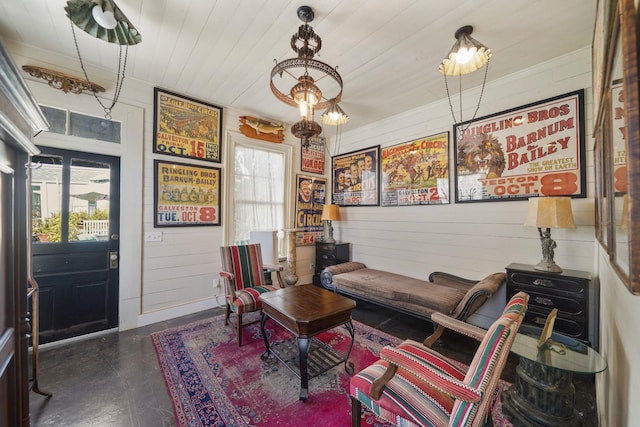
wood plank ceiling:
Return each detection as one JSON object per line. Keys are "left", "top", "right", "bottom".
{"left": 0, "top": 0, "right": 596, "bottom": 131}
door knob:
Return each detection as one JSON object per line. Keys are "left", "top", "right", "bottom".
{"left": 109, "top": 252, "right": 118, "bottom": 269}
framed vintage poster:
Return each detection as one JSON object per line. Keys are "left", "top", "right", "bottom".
{"left": 454, "top": 90, "right": 586, "bottom": 203}
{"left": 153, "top": 87, "right": 223, "bottom": 163}
{"left": 331, "top": 146, "right": 380, "bottom": 207}
{"left": 593, "top": 0, "right": 640, "bottom": 294}
{"left": 294, "top": 174, "right": 327, "bottom": 246}
{"left": 154, "top": 160, "right": 222, "bottom": 227}
{"left": 301, "top": 136, "right": 326, "bottom": 174}
{"left": 380, "top": 132, "right": 449, "bottom": 206}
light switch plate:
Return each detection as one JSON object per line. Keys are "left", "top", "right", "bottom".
{"left": 144, "top": 231, "right": 163, "bottom": 242}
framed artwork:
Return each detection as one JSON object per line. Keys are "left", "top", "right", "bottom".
{"left": 154, "top": 160, "right": 222, "bottom": 227}
{"left": 153, "top": 87, "right": 223, "bottom": 163}
{"left": 454, "top": 90, "right": 586, "bottom": 203}
{"left": 380, "top": 132, "right": 449, "bottom": 206}
{"left": 592, "top": 0, "right": 618, "bottom": 124}
{"left": 294, "top": 174, "right": 327, "bottom": 246}
{"left": 593, "top": 0, "right": 640, "bottom": 294}
{"left": 331, "top": 146, "right": 380, "bottom": 207}
{"left": 301, "top": 136, "right": 326, "bottom": 174}
{"left": 594, "top": 124, "right": 609, "bottom": 249}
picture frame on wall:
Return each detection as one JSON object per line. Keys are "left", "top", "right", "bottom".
{"left": 301, "top": 136, "right": 326, "bottom": 175}
{"left": 593, "top": 0, "right": 640, "bottom": 294}
{"left": 294, "top": 174, "right": 327, "bottom": 246}
{"left": 454, "top": 90, "right": 586, "bottom": 203}
{"left": 331, "top": 146, "right": 380, "bottom": 207}
{"left": 153, "top": 87, "right": 223, "bottom": 163}
{"left": 154, "top": 160, "right": 222, "bottom": 227}
{"left": 380, "top": 132, "right": 449, "bottom": 206}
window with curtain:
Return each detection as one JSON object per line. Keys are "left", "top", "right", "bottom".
{"left": 231, "top": 142, "right": 287, "bottom": 256}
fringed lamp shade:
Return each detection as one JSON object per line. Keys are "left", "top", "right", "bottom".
{"left": 65, "top": 0, "right": 142, "bottom": 46}
{"left": 321, "top": 102, "right": 350, "bottom": 125}
{"left": 439, "top": 26, "right": 491, "bottom": 76}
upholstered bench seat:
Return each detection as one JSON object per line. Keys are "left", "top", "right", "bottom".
{"left": 320, "top": 262, "right": 505, "bottom": 326}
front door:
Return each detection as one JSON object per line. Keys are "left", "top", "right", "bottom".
{"left": 31, "top": 147, "right": 120, "bottom": 344}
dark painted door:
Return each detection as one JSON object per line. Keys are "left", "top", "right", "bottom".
{"left": 31, "top": 147, "right": 120, "bottom": 344}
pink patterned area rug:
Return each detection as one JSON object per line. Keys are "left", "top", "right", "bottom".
{"left": 151, "top": 313, "right": 512, "bottom": 426}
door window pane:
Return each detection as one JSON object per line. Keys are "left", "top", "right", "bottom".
{"left": 69, "top": 158, "right": 110, "bottom": 241}
{"left": 31, "top": 156, "right": 63, "bottom": 242}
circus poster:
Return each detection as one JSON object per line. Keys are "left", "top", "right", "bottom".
{"left": 381, "top": 132, "right": 449, "bottom": 206}
{"left": 454, "top": 90, "right": 586, "bottom": 202}
{"left": 153, "top": 88, "right": 223, "bottom": 163}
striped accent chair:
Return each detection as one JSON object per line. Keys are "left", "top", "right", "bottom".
{"left": 220, "top": 244, "right": 285, "bottom": 346}
{"left": 350, "top": 291, "right": 529, "bottom": 427}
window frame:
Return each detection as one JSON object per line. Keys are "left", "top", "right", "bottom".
{"left": 224, "top": 131, "right": 293, "bottom": 256}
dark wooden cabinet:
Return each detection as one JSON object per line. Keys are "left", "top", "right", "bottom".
{"left": 505, "top": 263, "right": 594, "bottom": 347}
{"left": 313, "top": 241, "right": 349, "bottom": 286}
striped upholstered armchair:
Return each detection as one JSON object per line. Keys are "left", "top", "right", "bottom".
{"left": 219, "top": 244, "right": 285, "bottom": 346}
{"left": 350, "top": 291, "right": 529, "bottom": 427}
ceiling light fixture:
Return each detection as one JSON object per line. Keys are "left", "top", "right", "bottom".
{"left": 65, "top": 0, "right": 142, "bottom": 119}
{"left": 270, "top": 5, "right": 343, "bottom": 148}
{"left": 439, "top": 25, "right": 491, "bottom": 141}
{"left": 320, "top": 101, "right": 349, "bottom": 126}
{"left": 320, "top": 100, "right": 349, "bottom": 157}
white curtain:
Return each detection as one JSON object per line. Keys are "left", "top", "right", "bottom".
{"left": 233, "top": 145, "right": 285, "bottom": 252}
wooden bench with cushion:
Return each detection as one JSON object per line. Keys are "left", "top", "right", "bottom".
{"left": 320, "top": 261, "right": 505, "bottom": 339}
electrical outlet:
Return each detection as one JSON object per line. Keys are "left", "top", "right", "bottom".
{"left": 310, "top": 263, "right": 315, "bottom": 271}
{"left": 212, "top": 278, "right": 219, "bottom": 290}
{"left": 144, "top": 231, "right": 163, "bottom": 242}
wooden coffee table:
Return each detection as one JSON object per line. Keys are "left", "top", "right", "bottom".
{"left": 259, "top": 285, "right": 357, "bottom": 401}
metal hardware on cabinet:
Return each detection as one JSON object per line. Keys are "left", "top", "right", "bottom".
{"left": 534, "top": 296, "right": 554, "bottom": 306}
{"left": 533, "top": 278, "right": 555, "bottom": 287}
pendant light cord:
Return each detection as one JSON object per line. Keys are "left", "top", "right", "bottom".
{"left": 443, "top": 59, "right": 490, "bottom": 141}
{"left": 70, "top": 19, "right": 128, "bottom": 120}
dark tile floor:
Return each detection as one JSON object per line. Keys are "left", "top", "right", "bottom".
{"left": 29, "top": 298, "right": 598, "bottom": 426}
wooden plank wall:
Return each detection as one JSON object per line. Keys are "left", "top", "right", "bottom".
{"left": 330, "top": 47, "right": 595, "bottom": 322}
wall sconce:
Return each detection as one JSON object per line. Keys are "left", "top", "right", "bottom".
{"left": 524, "top": 197, "right": 576, "bottom": 273}
{"left": 65, "top": 0, "right": 142, "bottom": 119}
{"left": 439, "top": 25, "right": 491, "bottom": 140}
{"left": 270, "top": 5, "right": 343, "bottom": 147}
{"left": 321, "top": 204, "right": 341, "bottom": 243}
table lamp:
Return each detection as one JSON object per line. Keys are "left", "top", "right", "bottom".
{"left": 321, "top": 204, "right": 341, "bottom": 243}
{"left": 524, "top": 197, "right": 576, "bottom": 273}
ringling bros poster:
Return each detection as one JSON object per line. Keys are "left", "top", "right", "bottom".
{"left": 295, "top": 174, "right": 326, "bottom": 246}
{"left": 154, "top": 160, "right": 222, "bottom": 227}
{"left": 381, "top": 132, "right": 450, "bottom": 206}
{"left": 454, "top": 90, "right": 586, "bottom": 202}
{"left": 331, "top": 146, "right": 380, "bottom": 207}
{"left": 611, "top": 80, "right": 627, "bottom": 194}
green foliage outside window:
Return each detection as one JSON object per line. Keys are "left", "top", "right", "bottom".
{"left": 33, "top": 209, "right": 109, "bottom": 242}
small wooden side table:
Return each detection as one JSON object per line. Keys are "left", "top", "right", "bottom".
{"left": 259, "top": 285, "right": 356, "bottom": 401}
